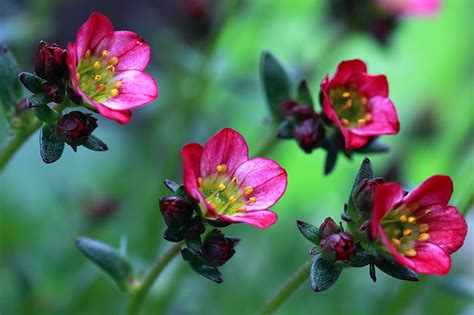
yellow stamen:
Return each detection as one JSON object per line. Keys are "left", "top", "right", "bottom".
{"left": 399, "top": 215, "right": 407, "bottom": 222}
{"left": 94, "top": 75, "right": 102, "bottom": 82}
{"left": 101, "top": 50, "right": 110, "bottom": 57}
{"left": 216, "top": 164, "right": 228, "bottom": 173}
{"left": 341, "top": 118, "right": 350, "bottom": 127}
{"left": 76, "top": 72, "right": 80, "bottom": 79}
{"left": 249, "top": 197, "right": 256, "bottom": 203}
{"left": 96, "top": 84, "right": 105, "bottom": 91}
{"left": 361, "top": 97, "right": 368, "bottom": 105}
{"left": 108, "top": 57, "right": 119, "bottom": 66}
{"left": 425, "top": 209, "right": 432, "bottom": 215}
{"left": 198, "top": 177, "right": 202, "bottom": 186}
{"left": 236, "top": 207, "right": 246, "bottom": 213}
{"left": 114, "top": 81, "right": 122, "bottom": 88}
{"left": 85, "top": 49, "right": 91, "bottom": 58}
{"left": 342, "top": 91, "right": 350, "bottom": 98}
{"left": 418, "top": 233, "right": 430, "bottom": 242}
{"left": 407, "top": 216, "right": 416, "bottom": 224}
{"left": 231, "top": 177, "right": 239, "bottom": 184}
{"left": 243, "top": 186, "right": 253, "bottom": 196}
{"left": 393, "top": 229, "right": 401, "bottom": 236}
{"left": 107, "top": 65, "right": 116, "bottom": 72}
{"left": 404, "top": 249, "right": 417, "bottom": 257}
{"left": 218, "top": 183, "right": 226, "bottom": 191}
{"left": 403, "top": 229, "right": 412, "bottom": 236}
{"left": 93, "top": 61, "right": 101, "bottom": 70}
{"left": 229, "top": 195, "right": 237, "bottom": 203}
{"left": 357, "top": 118, "right": 367, "bottom": 125}
{"left": 111, "top": 88, "right": 119, "bottom": 97}
{"left": 419, "top": 223, "right": 429, "bottom": 233}
{"left": 364, "top": 113, "right": 372, "bottom": 122}
{"left": 391, "top": 238, "right": 401, "bottom": 247}
{"left": 342, "top": 99, "right": 352, "bottom": 109}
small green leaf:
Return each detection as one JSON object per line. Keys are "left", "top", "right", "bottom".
{"left": 350, "top": 251, "right": 372, "bottom": 268}
{"left": 40, "top": 124, "right": 64, "bottom": 164}
{"left": 276, "top": 120, "right": 294, "bottom": 139}
{"left": 19, "top": 72, "right": 44, "bottom": 93}
{"left": 27, "top": 94, "right": 50, "bottom": 107}
{"left": 75, "top": 237, "right": 132, "bottom": 291}
{"left": 34, "top": 105, "right": 58, "bottom": 125}
{"left": 163, "top": 179, "right": 187, "bottom": 197}
{"left": 310, "top": 254, "right": 343, "bottom": 292}
{"left": 324, "top": 148, "right": 338, "bottom": 175}
{"left": 297, "top": 80, "right": 314, "bottom": 107}
{"left": 185, "top": 236, "right": 202, "bottom": 255}
{"left": 83, "top": 135, "right": 108, "bottom": 151}
{"left": 260, "top": 52, "right": 291, "bottom": 122}
{"left": 353, "top": 140, "right": 389, "bottom": 154}
{"left": 296, "top": 220, "right": 320, "bottom": 245}
{"left": 190, "top": 261, "right": 223, "bottom": 283}
{"left": 350, "top": 157, "right": 374, "bottom": 195}
{"left": 375, "top": 258, "right": 419, "bottom": 282}
{"left": 0, "top": 44, "right": 21, "bottom": 113}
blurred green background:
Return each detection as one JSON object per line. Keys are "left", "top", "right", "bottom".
{"left": 1, "top": 0, "right": 473, "bottom": 314}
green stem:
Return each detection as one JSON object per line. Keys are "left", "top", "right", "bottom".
{"left": 258, "top": 261, "right": 311, "bottom": 315}
{"left": 126, "top": 242, "right": 183, "bottom": 315}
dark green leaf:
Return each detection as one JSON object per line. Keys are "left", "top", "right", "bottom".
{"left": 40, "top": 125, "right": 64, "bottom": 164}
{"left": 350, "top": 157, "right": 374, "bottom": 195}
{"left": 27, "top": 94, "right": 50, "bottom": 108}
{"left": 350, "top": 251, "right": 372, "bottom": 268}
{"left": 297, "top": 80, "right": 314, "bottom": 107}
{"left": 163, "top": 179, "right": 187, "bottom": 197}
{"left": 75, "top": 237, "right": 132, "bottom": 291}
{"left": 375, "top": 258, "right": 419, "bottom": 282}
{"left": 0, "top": 44, "right": 21, "bottom": 113}
{"left": 324, "top": 148, "right": 338, "bottom": 175}
{"left": 276, "top": 120, "right": 294, "bottom": 139}
{"left": 83, "top": 135, "right": 108, "bottom": 151}
{"left": 190, "top": 261, "right": 223, "bottom": 283}
{"left": 34, "top": 105, "right": 58, "bottom": 125}
{"left": 185, "top": 236, "right": 202, "bottom": 255}
{"left": 310, "top": 254, "right": 343, "bottom": 292}
{"left": 296, "top": 220, "right": 320, "bottom": 245}
{"left": 260, "top": 51, "right": 291, "bottom": 122}
{"left": 181, "top": 248, "right": 195, "bottom": 262}
{"left": 19, "top": 72, "right": 44, "bottom": 93}
{"left": 354, "top": 140, "right": 390, "bottom": 154}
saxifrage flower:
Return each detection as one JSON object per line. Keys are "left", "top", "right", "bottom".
{"left": 181, "top": 128, "right": 288, "bottom": 229}
{"left": 376, "top": 0, "right": 440, "bottom": 16}
{"left": 66, "top": 12, "right": 158, "bottom": 124}
{"left": 320, "top": 59, "right": 399, "bottom": 150}
{"left": 371, "top": 175, "right": 467, "bottom": 275}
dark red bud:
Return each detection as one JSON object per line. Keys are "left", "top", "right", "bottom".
{"left": 66, "top": 86, "right": 83, "bottom": 105}
{"left": 353, "top": 178, "right": 384, "bottom": 213}
{"left": 320, "top": 231, "right": 355, "bottom": 263}
{"left": 159, "top": 196, "right": 194, "bottom": 229}
{"left": 34, "top": 41, "right": 67, "bottom": 81}
{"left": 290, "top": 104, "right": 317, "bottom": 121}
{"left": 55, "top": 111, "right": 98, "bottom": 149}
{"left": 281, "top": 99, "right": 298, "bottom": 116}
{"left": 319, "top": 217, "right": 341, "bottom": 239}
{"left": 43, "top": 82, "right": 64, "bottom": 103}
{"left": 201, "top": 229, "right": 239, "bottom": 267}
{"left": 293, "top": 118, "right": 325, "bottom": 153}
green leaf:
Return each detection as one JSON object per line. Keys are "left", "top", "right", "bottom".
{"left": 40, "top": 124, "right": 64, "bottom": 164}
{"left": 375, "top": 258, "right": 419, "bottom": 282}
{"left": 276, "top": 120, "right": 294, "bottom": 139}
{"left": 27, "top": 94, "right": 50, "bottom": 107}
{"left": 83, "top": 135, "right": 108, "bottom": 151}
{"left": 19, "top": 72, "right": 44, "bottom": 93}
{"left": 297, "top": 80, "right": 314, "bottom": 107}
{"left": 350, "top": 157, "right": 374, "bottom": 195}
{"left": 260, "top": 51, "right": 291, "bottom": 122}
{"left": 296, "top": 220, "right": 320, "bottom": 245}
{"left": 185, "top": 236, "right": 202, "bottom": 255}
{"left": 350, "top": 251, "right": 372, "bottom": 268}
{"left": 75, "top": 237, "right": 132, "bottom": 291}
{"left": 324, "top": 148, "right": 338, "bottom": 175}
{"left": 190, "top": 261, "right": 223, "bottom": 283}
{"left": 0, "top": 44, "right": 21, "bottom": 114}
{"left": 310, "top": 254, "right": 343, "bottom": 292}
{"left": 353, "top": 140, "right": 389, "bottom": 154}
{"left": 163, "top": 179, "right": 187, "bottom": 197}
{"left": 34, "top": 105, "right": 58, "bottom": 125}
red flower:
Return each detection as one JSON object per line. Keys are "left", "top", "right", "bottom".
{"left": 181, "top": 128, "right": 287, "bottom": 229}
{"left": 66, "top": 13, "right": 158, "bottom": 124}
{"left": 371, "top": 175, "right": 467, "bottom": 275}
{"left": 376, "top": 0, "right": 440, "bottom": 16}
{"left": 320, "top": 59, "right": 399, "bottom": 150}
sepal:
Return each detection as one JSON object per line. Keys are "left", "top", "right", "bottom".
{"left": 40, "top": 124, "right": 64, "bottom": 163}
{"left": 375, "top": 258, "right": 419, "bottom": 282}
{"left": 83, "top": 135, "right": 109, "bottom": 151}
{"left": 310, "top": 254, "right": 343, "bottom": 292}
{"left": 296, "top": 220, "right": 320, "bottom": 245}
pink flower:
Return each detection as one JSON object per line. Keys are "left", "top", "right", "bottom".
{"left": 320, "top": 59, "right": 400, "bottom": 150}
{"left": 376, "top": 0, "right": 440, "bottom": 16}
{"left": 371, "top": 175, "right": 467, "bottom": 275}
{"left": 66, "top": 12, "right": 158, "bottom": 124}
{"left": 181, "top": 128, "right": 288, "bottom": 229}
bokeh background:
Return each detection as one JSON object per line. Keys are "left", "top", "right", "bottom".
{"left": 1, "top": 0, "right": 473, "bottom": 314}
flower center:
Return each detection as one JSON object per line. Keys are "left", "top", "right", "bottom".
{"left": 198, "top": 164, "right": 256, "bottom": 218}
{"left": 329, "top": 87, "right": 371, "bottom": 128}
{"left": 75, "top": 49, "right": 122, "bottom": 102}
{"left": 381, "top": 203, "right": 432, "bottom": 258}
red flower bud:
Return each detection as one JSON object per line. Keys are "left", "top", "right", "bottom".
{"left": 34, "top": 41, "right": 67, "bottom": 81}
{"left": 201, "top": 229, "right": 239, "bottom": 267}
{"left": 353, "top": 177, "right": 384, "bottom": 214}
{"left": 319, "top": 217, "right": 342, "bottom": 239}
{"left": 292, "top": 118, "right": 325, "bottom": 153}
{"left": 55, "top": 111, "right": 98, "bottom": 149}
{"left": 290, "top": 104, "right": 317, "bottom": 121}
{"left": 159, "top": 196, "right": 194, "bottom": 229}
{"left": 43, "top": 82, "right": 64, "bottom": 103}
{"left": 320, "top": 231, "right": 355, "bottom": 263}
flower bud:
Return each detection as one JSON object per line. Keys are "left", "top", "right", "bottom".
{"left": 201, "top": 229, "right": 239, "bottom": 267}
{"left": 353, "top": 178, "right": 384, "bottom": 214}
{"left": 67, "top": 86, "right": 83, "bottom": 105}
{"left": 55, "top": 111, "right": 98, "bottom": 149}
{"left": 290, "top": 104, "right": 316, "bottom": 121}
{"left": 292, "top": 118, "right": 325, "bottom": 153}
{"left": 34, "top": 41, "right": 67, "bottom": 81}
{"left": 320, "top": 231, "right": 355, "bottom": 263}
{"left": 319, "top": 217, "right": 341, "bottom": 239}
{"left": 159, "top": 196, "right": 194, "bottom": 229}
{"left": 43, "top": 82, "right": 64, "bottom": 103}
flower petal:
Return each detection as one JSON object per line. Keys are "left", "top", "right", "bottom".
{"left": 217, "top": 210, "right": 278, "bottom": 229}
{"left": 102, "top": 70, "right": 158, "bottom": 110}
{"left": 95, "top": 103, "right": 132, "bottom": 124}
{"left": 233, "top": 158, "right": 287, "bottom": 211}
{"left": 350, "top": 97, "right": 399, "bottom": 136}
{"left": 181, "top": 143, "right": 203, "bottom": 201}
{"left": 200, "top": 128, "right": 249, "bottom": 178}
{"left": 75, "top": 12, "right": 114, "bottom": 59}
{"left": 95, "top": 31, "right": 151, "bottom": 71}
{"left": 403, "top": 175, "right": 453, "bottom": 208}
{"left": 349, "top": 73, "right": 389, "bottom": 98}
{"left": 419, "top": 205, "right": 467, "bottom": 254}
{"left": 330, "top": 59, "right": 367, "bottom": 87}
{"left": 376, "top": 0, "right": 440, "bottom": 16}
{"left": 371, "top": 182, "right": 404, "bottom": 238}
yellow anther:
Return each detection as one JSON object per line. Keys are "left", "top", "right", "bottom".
{"left": 114, "top": 81, "right": 122, "bottom": 88}
{"left": 236, "top": 207, "right": 246, "bottom": 213}
{"left": 391, "top": 238, "right": 401, "bottom": 247}
{"left": 361, "top": 97, "right": 368, "bottom": 105}
{"left": 249, "top": 197, "right": 257, "bottom": 203}
{"left": 399, "top": 215, "right": 407, "bottom": 222}
{"left": 357, "top": 118, "right": 367, "bottom": 126}
{"left": 342, "top": 91, "right": 351, "bottom": 98}
{"left": 342, "top": 99, "right": 352, "bottom": 109}
{"left": 93, "top": 61, "right": 102, "bottom": 69}
{"left": 216, "top": 164, "right": 228, "bottom": 173}
{"left": 418, "top": 233, "right": 430, "bottom": 242}
{"left": 229, "top": 195, "right": 237, "bottom": 203}
{"left": 96, "top": 84, "right": 105, "bottom": 91}
{"left": 341, "top": 118, "right": 350, "bottom": 127}
{"left": 94, "top": 74, "right": 102, "bottom": 82}
{"left": 243, "top": 186, "right": 253, "bottom": 196}
{"left": 407, "top": 216, "right": 416, "bottom": 224}
{"left": 364, "top": 113, "right": 372, "bottom": 122}
{"left": 198, "top": 177, "right": 202, "bottom": 186}
{"left": 218, "top": 183, "right": 226, "bottom": 191}
{"left": 393, "top": 229, "right": 401, "bottom": 236}
{"left": 419, "top": 223, "right": 429, "bottom": 233}
{"left": 107, "top": 65, "right": 116, "bottom": 72}
{"left": 404, "top": 249, "right": 417, "bottom": 257}
{"left": 76, "top": 72, "right": 80, "bottom": 79}
{"left": 231, "top": 177, "right": 239, "bottom": 184}
{"left": 85, "top": 49, "right": 91, "bottom": 58}
{"left": 403, "top": 229, "right": 413, "bottom": 236}
{"left": 101, "top": 49, "right": 110, "bottom": 57}
{"left": 111, "top": 88, "right": 119, "bottom": 97}
{"left": 425, "top": 209, "right": 432, "bottom": 215}
{"left": 108, "top": 56, "right": 119, "bottom": 66}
